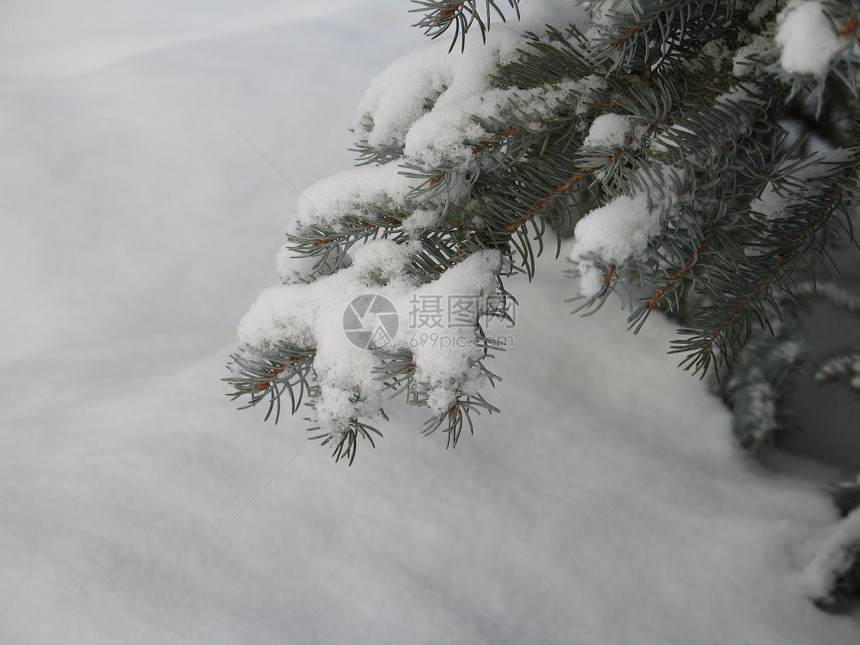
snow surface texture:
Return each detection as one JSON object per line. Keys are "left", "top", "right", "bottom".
{"left": 1, "top": 1, "right": 859, "bottom": 643}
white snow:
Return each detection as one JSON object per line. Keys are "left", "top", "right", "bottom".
{"left": 402, "top": 207, "right": 441, "bottom": 234}
{"left": 733, "top": 34, "right": 771, "bottom": 77}
{"left": 751, "top": 179, "right": 790, "bottom": 220}
{"left": 701, "top": 39, "right": 731, "bottom": 72}
{"left": 354, "top": 1, "right": 589, "bottom": 168}
{"left": 802, "top": 507, "right": 860, "bottom": 604}
{"left": 582, "top": 113, "right": 639, "bottom": 149}
{"left": 236, "top": 283, "right": 318, "bottom": 349}
{"left": 1, "top": 1, "right": 859, "bottom": 643}
{"left": 240, "top": 236, "right": 500, "bottom": 430}
{"left": 568, "top": 191, "right": 661, "bottom": 297}
{"left": 776, "top": 1, "right": 849, "bottom": 77}
{"left": 400, "top": 250, "right": 502, "bottom": 413}
{"left": 291, "top": 163, "right": 414, "bottom": 228}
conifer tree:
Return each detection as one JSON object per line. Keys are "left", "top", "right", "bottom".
{"left": 226, "top": 0, "right": 860, "bottom": 610}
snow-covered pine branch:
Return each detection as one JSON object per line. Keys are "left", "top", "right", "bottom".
{"left": 803, "top": 506, "right": 860, "bottom": 612}
{"left": 228, "top": 0, "right": 860, "bottom": 468}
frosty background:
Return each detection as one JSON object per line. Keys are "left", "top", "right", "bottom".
{"left": 1, "top": 1, "right": 859, "bottom": 643}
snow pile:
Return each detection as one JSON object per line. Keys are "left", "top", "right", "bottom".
{"left": 582, "top": 113, "right": 643, "bottom": 149}
{"left": 569, "top": 192, "right": 661, "bottom": 297}
{"left": 401, "top": 207, "right": 441, "bottom": 234}
{"left": 290, "top": 163, "right": 413, "bottom": 229}
{"left": 567, "top": 162, "right": 686, "bottom": 299}
{"left": 403, "top": 251, "right": 502, "bottom": 412}
{"left": 776, "top": 0, "right": 849, "bottom": 77}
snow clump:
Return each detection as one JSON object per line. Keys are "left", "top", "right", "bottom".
{"left": 776, "top": 0, "right": 849, "bottom": 77}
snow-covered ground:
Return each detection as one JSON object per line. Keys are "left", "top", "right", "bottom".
{"left": 1, "top": 1, "right": 858, "bottom": 643}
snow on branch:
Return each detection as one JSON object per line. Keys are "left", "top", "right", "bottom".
{"left": 803, "top": 507, "right": 860, "bottom": 612}
{"left": 229, "top": 0, "right": 860, "bottom": 467}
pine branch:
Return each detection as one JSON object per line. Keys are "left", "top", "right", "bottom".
{"left": 224, "top": 342, "right": 316, "bottom": 423}
{"left": 804, "top": 507, "right": 860, "bottom": 613}
{"left": 410, "top": 0, "right": 520, "bottom": 51}
{"left": 229, "top": 0, "right": 860, "bottom": 472}
{"left": 672, "top": 149, "right": 860, "bottom": 375}
{"left": 589, "top": 0, "right": 736, "bottom": 72}
{"left": 815, "top": 349, "right": 860, "bottom": 396}
{"left": 830, "top": 476, "right": 860, "bottom": 518}
{"left": 309, "top": 417, "right": 384, "bottom": 466}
